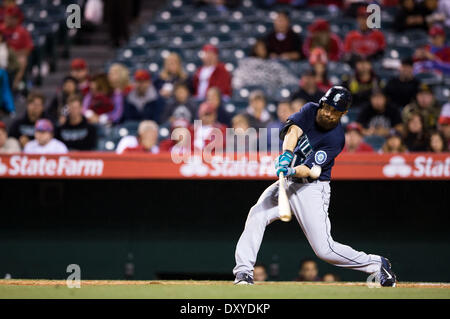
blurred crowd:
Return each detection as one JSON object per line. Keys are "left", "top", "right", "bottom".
{"left": 0, "top": 0, "right": 449, "bottom": 155}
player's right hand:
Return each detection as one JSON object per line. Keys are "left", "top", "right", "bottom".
{"left": 276, "top": 150, "right": 294, "bottom": 169}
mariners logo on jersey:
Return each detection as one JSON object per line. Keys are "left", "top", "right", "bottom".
{"left": 294, "top": 134, "right": 313, "bottom": 165}
{"left": 314, "top": 150, "right": 327, "bottom": 165}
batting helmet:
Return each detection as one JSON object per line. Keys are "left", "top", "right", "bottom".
{"left": 319, "top": 86, "right": 352, "bottom": 112}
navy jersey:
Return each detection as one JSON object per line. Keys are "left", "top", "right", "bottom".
{"left": 279, "top": 102, "right": 345, "bottom": 181}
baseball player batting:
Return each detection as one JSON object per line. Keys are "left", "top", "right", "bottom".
{"left": 233, "top": 86, "right": 397, "bottom": 287}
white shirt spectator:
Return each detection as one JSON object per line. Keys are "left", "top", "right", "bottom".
{"left": 438, "top": 0, "right": 450, "bottom": 27}
{"left": 24, "top": 138, "right": 68, "bottom": 154}
{"left": 197, "top": 66, "right": 215, "bottom": 99}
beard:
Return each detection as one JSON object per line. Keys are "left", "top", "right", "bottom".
{"left": 316, "top": 113, "right": 340, "bottom": 131}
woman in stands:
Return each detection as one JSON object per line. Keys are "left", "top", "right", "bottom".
{"left": 379, "top": 129, "right": 408, "bottom": 154}
{"left": 428, "top": 131, "right": 449, "bottom": 153}
{"left": 154, "top": 52, "right": 189, "bottom": 99}
{"left": 108, "top": 63, "right": 132, "bottom": 124}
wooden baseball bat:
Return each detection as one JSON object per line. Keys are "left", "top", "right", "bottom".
{"left": 278, "top": 171, "right": 292, "bottom": 222}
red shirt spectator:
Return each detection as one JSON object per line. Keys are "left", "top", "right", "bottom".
{"left": 420, "top": 26, "right": 450, "bottom": 63}
{"left": 343, "top": 6, "right": 386, "bottom": 60}
{"left": 192, "top": 44, "right": 232, "bottom": 99}
{"left": 0, "top": 6, "right": 33, "bottom": 53}
{"left": 343, "top": 122, "right": 374, "bottom": 152}
{"left": 0, "top": 0, "right": 23, "bottom": 25}
{"left": 303, "top": 19, "right": 342, "bottom": 62}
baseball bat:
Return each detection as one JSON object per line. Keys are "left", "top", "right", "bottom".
{"left": 278, "top": 171, "right": 292, "bottom": 222}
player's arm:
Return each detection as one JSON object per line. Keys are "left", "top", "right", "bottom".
{"left": 282, "top": 124, "right": 303, "bottom": 153}
{"left": 292, "top": 164, "right": 321, "bottom": 179}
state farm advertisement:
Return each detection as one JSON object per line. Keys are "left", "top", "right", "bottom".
{"left": 0, "top": 152, "right": 449, "bottom": 180}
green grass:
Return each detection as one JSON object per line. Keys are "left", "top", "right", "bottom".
{"left": 0, "top": 281, "right": 449, "bottom": 299}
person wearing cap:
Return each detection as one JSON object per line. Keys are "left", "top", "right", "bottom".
{"left": 341, "top": 55, "right": 381, "bottom": 108}
{"left": 121, "top": 120, "right": 160, "bottom": 154}
{"left": 394, "top": 0, "right": 427, "bottom": 32}
{"left": 309, "top": 47, "right": 332, "bottom": 92}
{"left": 264, "top": 10, "right": 302, "bottom": 61}
{"left": 0, "top": 5, "right": 33, "bottom": 89}
{"left": 160, "top": 82, "right": 196, "bottom": 125}
{"left": 342, "top": 122, "right": 374, "bottom": 153}
{"left": 23, "top": 119, "right": 68, "bottom": 154}
{"left": 384, "top": 57, "right": 420, "bottom": 109}
{"left": 0, "top": 120, "right": 20, "bottom": 153}
{"left": 379, "top": 129, "right": 407, "bottom": 154}
{"left": 402, "top": 83, "right": 441, "bottom": 131}
{"left": 55, "top": 94, "right": 97, "bottom": 151}
{"left": 357, "top": 88, "right": 403, "bottom": 137}
{"left": 241, "top": 90, "right": 272, "bottom": 130}
{"left": 192, "top": 44, "right": 232, "bottom": 100}
{"left": 343, "top": 5, "right": 386, "bottom": 61}
{"left": 9, "top": 91, "right": 47, "bottom": 148}
{"left": 122, "top": 69, "right": 165, "bottom": 124}
{"left": 291, "top": 69, "right": 324, "bottom": 104}
{"left": 47, "top": 76, "right": 79, "bottom": 125}
{"left": 302, "top": 18, "right": 342, "bottom": 62}
{"left": 191, "top": 101, "right": 226, "bottom": 153}
{"left": 70, "top": 58, "right": 90, "bottom": 96}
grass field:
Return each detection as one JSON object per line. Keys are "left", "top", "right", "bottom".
{"left": 0, "top": 280, "right": 449, "bottom": 299}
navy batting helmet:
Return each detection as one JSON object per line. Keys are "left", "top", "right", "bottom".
{"left": 319, "top": 86, "right": 352, "bottom": 112}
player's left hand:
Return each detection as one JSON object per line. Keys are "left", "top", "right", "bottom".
{"left": 276, "top": 166, "right": 296, "bottom": 177}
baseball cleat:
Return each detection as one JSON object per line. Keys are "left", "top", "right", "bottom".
{"left": 234, "top": 272, "right": 254, "bottom": 285}
{"left": 379, "top": 257, "right": 397, "bottom": 287}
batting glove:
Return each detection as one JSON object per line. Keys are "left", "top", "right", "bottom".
{"left": 275, "top": 150, "right": 294, "bottom": 169}
{"left": 276, "top": 166, "right": 296, "bottom": 178}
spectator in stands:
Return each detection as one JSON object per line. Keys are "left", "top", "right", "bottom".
{"left": 191, "top": 101, "right": 227, "bottom": 154}
{"left": 437, "top": 0, "right": 450, "bottom": 27}
{"left": 291, "top": 98, "right": 306, "bottom": 112}
{"left": 161, "top": 83, "right": 197, "bottom": 125}
{"left": 56, "top": 94, "right": 97, "bottom": 151}
{"left": 0, "top": 6, "right": 32, "bottom": 89}
{"left": 394, "top": 0, "right": 427, "bottom": 32}
{"left": 403, "top": 112, "right": 429, "bottom": 152}
{"left": 322, "top": 273, "right": 340, "bottom": 282}
{"left": 82, "top": 73, "right": 114, "bottom": 125}
{"left": 0, "top": 120, "right": 19, "bottom": 153}
{"left": 291, "top": 69, "right": 324, "bottom": 104}
{"left": 402, "top": 84, "right": 441, "bottom": 131}
{"left": 438, "top": 110, "right": 450, "bottom": 150}
{"left": 121, "top": 120, "right": 160, "bottom": 154}
{"left": 342, "top": 55, "right": 380, "bottom": 108}
{"left": 428, "top": 130, "right": 448, "bottom": 152}
{"left": 205, "top": 86, "right": 232, "bottom": 127}
{"left": 357, "top": 89, "right": 403, "bottom": 137}
{"left": 47, "top": 76, "right": 79, "bottom": 125}
{"left": 0, "top": 68, "right": 14, "bottom": 116}
{"left": 192, "top": 44, "right": 232, "bottom": 100}
{"left": 267, "top": 100, "right": 294, "bottom": 151}
{"left": 303, "top": 19, "right": 342, "bottom": 62}
{"left": 242, "top": 90, "right": 272, "bottom": 129}
{"left": 294, "top": 259, "right": 321, "bottom": 282}
{"left": 343, "top": 6, "right": 386, "bottom": 61}
{"left": 108, "top": 63, "right": 132, "bottom": 124}
{"left": 23, "top": 119, "right": 68, "bottom": 154}
{"left": 309, "top": 47, "right": 332, "bottom": 92}
{"left": 253, "top": 264, "right": 268, "bottom": 282}
{"left": 9, "top": 91, "right": 46, "bottom": 148}
{"left": 154, "top": 52, "right": 189, "bottom": 99}
{"left": 0, "top": 31, "right": 20, "bottom": 87}
{"left": 250, "top": 39, "right": 269, "bottom": 59}
{"left": 159, "top": 118, "right": 191, "bottom": 154}
{"left": 264, "top": 10, "right": 302, "bottom": 61}
{"left": 228, "top": 113, "right": 258, "bottom": 154}
{"left": 70, "top": 58, "right": 90, "bottom": 96}
{"left": 413, "top": 25, "right": 450, "bottom": 75}
{"left": 384, "top": 58, "right": 420, "bottom": 109}
{"left": 380, "top": 129, "right": 407, "bottom": 153}
{"left": 0, "top": 0, "right": 23, "bottom": 25}
{"left": 122, "top": 69, "right": 165, "bottom": 124}
{"left": 417, "top": 0, "right": 445, "bottom": 29}
{"left": 343, "top": 122, "right": 374, "bottom": 152}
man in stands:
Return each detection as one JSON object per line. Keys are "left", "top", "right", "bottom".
{"left": 56, "top": 94, "right": 97, "bottom": 151}
{"left": 384, "top": 58, "right": 420, "bottom": 109}
{"left": 343, "top": 6, "right": 386, "bottom": 61}
{"left": 343, "top": 122, "right": 374, "bottom": 153}
{"left": 192, "top": 44, "right": 232, "bottom": 100}
{"left": 290, "top": 69, "right": 324, "bottom": 104}
{"left": 264, "top": 10, "right": 302, "bottom": 61}
{"left": 23, "top": 119, "right": 68, "bottom": 154}
{"left": 9, "top": 91, "right": 47, "bottom": 148}
{"left": 70, "top": 58, "right": 90, "bottom": 96}
{"left": 121, "top": 120, "right": 160, "bottom": 154}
